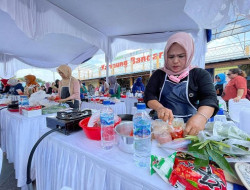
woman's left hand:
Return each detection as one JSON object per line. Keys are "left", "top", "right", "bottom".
{"left": 233, "top": 96, "right": 241, "bottom": 102}
{"left": 184, "top": 114, "right": 207, "bottom": 136}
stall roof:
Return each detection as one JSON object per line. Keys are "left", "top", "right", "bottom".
{"left": 0, "top": 0, "right": 249, "bottom": 78}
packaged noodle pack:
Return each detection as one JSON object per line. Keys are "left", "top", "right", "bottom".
{"left": 169, "top": 152, "right": 227, "bottom": 190}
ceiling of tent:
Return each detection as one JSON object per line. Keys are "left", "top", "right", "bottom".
{"left": 47, "top": 0, "right": 199, "bottom": 35}
{"left": 0, "top": 10, "right": 98, "bottom": 68}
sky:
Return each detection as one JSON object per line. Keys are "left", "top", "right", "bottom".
{"left": 16, "top": 68, "right": 62, "bottom": 82}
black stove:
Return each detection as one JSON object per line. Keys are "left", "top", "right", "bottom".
{"left": 46, "top": 110, "right": 92, "bottom": 135}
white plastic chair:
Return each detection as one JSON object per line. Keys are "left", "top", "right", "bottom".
{"left": 239, "top": 108, "right": 250, "bottom": 135}
{"left": 228, "top": 99, "right": 250, "bottom": 122}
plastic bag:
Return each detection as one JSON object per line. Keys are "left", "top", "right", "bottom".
{"left": 159, "top": 139, "right": 191, "bottom": 152}
{"left": 198, "top": 121, "right": 250, "bottom": 156}
{"left": 152, "top": 119, "right": 172, "bottom": 144}
{"left": 169, "top": 118, "right": 185, "bottom": 140}
{"left": 29, "top": 90, "right": 50, "bottom": 106}
{"left": 87, "top": 111, "right": 120, "bottom": 127}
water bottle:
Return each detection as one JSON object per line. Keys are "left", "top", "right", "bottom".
{"left": 100, "top": 100, "right": 115, "bottom": 150}
{"left": 19, "top": 95, "right": 29, "bottom": 114}
{"left": 133, "top": 103, "right": 151, "bottom": 167}
{"left": 87, "top": 93, "right": 91, "bottom": 102}
{"left": 214, "top": 108, "right": 227, "bottom": 122}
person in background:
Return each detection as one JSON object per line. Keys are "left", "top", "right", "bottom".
{"left": 99, "top": 78, "right": 109, "bottom": 95}
{"left": 222, "top": 68, "right": 247, "bottom": 102}
{"left": 88, "top": 84, "right": 95, "bottom": 96}
{"left": 24, "top": 75, "right": 39, "bottom": 97}
{"left": 214, "top": 73, "right": 227, "bottom": 96}
{"left": 40, "top": 85, "right": 46, "bottom": 92}
{"left": 132, "top": 77, "right": 145, "bottom": 95}
{"left": 7, "top": 78, "right": 24, "bottom": 95}
{"left": 56, "top": 65, "right": 80, "bottom": 109}
{"left": 51, "top": 79, "right": 59, "bottom": 93}
{"left": 45, "top": 82, "right": 53, "bottom": 94}
{"left": 0, "top": 79, "right": 10, "bottom": 93}
{"left": 79, "top": 80, "right": 88, "bottom": 99}
{"left": 109, "top": 76, "right": 121, "bottom": 99}
{"left": 144, "top": 32, "right": 218, "bottom": 136}
{"left": 81, "top": 82, "right": 88, "bottom": 94}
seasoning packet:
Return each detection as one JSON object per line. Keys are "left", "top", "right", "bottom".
{"left": 150, "top": 152, "right": 177, "bottom": 181}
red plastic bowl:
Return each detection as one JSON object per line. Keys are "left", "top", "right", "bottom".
{"left": 79, "top": 116, "right": 121, "bottom": 141}
{"left": 8, "top": 108, "right": 19, "bottom": 112}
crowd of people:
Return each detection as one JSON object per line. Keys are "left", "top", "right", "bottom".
{"left": 0, "top": 32, "right": 249, "bottom": 135}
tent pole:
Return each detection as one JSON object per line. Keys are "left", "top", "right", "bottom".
{"left": 149, "top": 49, "right": 152, "bottom": 76}
{"left": 105, "top": 55, "right": 109, "bottom": 83}
{"left": 53, "top": 71, "right": 55, "bottom": 82}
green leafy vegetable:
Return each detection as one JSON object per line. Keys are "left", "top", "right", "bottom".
{"left": 206, "top": 149, "right": 237, "bottom": 179}
{"left": 194, "top": 158, "right": 209, "bottom": 169}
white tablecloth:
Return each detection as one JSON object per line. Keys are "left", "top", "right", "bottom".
{"left": 34, "top": 131, "right": 173, "bottom": 190}
{"left": 121, "top": 98, "right": 138, "bottom": 114}
{"left": 0, "top": 109, "right": 48, "bottom": 188}
{"left": 81, "top": 102, "right": 126, "bottom": 115}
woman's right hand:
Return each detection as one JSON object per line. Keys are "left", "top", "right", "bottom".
{"left": 156, "top": 107, "right": 174, "bottom": 124}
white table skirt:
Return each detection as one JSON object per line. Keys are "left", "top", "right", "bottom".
{"left": 121, "top": 98, "right": 138, "bottom": 114}
{"left": 81, "top": 102, "right": 126, "bottom": 115}
{"left": 0, "top": 109, "right": 48, "bottom": 188}
{"left": 34, "top": 131, "right": 174, "bottom": 190}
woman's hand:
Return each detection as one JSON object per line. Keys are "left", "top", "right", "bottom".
{"left": 233, "top": 96, "right": 241, "bottom": 102}
{"left": 184, "top": 114, "right": 207, "bottom": 136}
{"left": 156, "top": 107, "right": 174, "bottom": 124}
{"left": 16, "top": 89, "right": 23, "bottom": 95}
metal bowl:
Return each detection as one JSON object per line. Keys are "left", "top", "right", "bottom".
{"left": 115, "top": 121, "right": 134, "bottom": 154}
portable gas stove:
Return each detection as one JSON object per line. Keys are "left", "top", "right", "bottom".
{"left": 46, "top": 109, "right": 92, "bottom": 135}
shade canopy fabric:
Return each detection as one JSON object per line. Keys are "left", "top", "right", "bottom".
{"left": 0, "top": 0, "right": 249, "bottom": 78}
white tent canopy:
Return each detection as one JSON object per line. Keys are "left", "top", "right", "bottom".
{"left": 0, "top": 0, "right": 249, "bottom": 78}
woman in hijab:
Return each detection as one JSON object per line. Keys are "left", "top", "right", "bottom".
{"left": 144, "top": 32, "right": 218, "bottom": 136}
{"left": 56, "top": 65, "right": 80, "bottom": 109}
{"left": 24, "top": 75, "right": 39, "bottom": 97}
{"left": 80, "top": 81, "right": 88, "bottom": 94}
{"left": 7, "top": 78, "right": 24, "bottom": 95}
{"left": 214, "top": 73, "right": 226, "bottom": 96}
{"left": 132, "top": 77, "right": 145, "bottom": 95}
{"left": 1, "top": 79, "right": 10, "bottom": 93}
{"left": 109, "top": 76, "right": 121, "bottom": 99}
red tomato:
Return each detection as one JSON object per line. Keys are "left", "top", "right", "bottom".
{"left": 170, "top": 126, "right": 183, "bottom": 140}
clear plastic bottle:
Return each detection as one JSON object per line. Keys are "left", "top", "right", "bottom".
{"left": 19, "top": 95, "right": 29, "bottom": 114}
{"left": 100, "top": 100, "right": 115, "bottom": 150}
{"left": 133, "top": 103, "right": 151, "bottom": 167}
